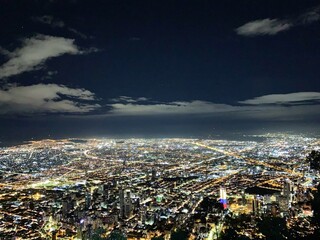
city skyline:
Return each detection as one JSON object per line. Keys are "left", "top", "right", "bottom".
{"left": 1, "top": 0, "right": 320, "bottom": 140}
{"left": 0, "top": 134, "right": 319, "bottom": 239}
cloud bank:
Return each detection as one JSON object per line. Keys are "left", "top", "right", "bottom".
{"left": 0, "top": 84, "right": 100, "bottom": 114}
{"left": 100, "top": 92, "right": 320, "bottom": 121}
{"left": 239, "top": 92, "right": 320, "bottom": 105}
{"left": 1, "top": 89, "right": 319, "bottom": 121}
{"left": 108, "top": 101, "right": 240, "bottom": 116}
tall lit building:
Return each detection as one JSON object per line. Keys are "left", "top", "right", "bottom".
{"left": 252, "top": 195, "right": 261, "bottom": 216}
{"left": 283, "top": 179, "right": 294, "bottom": 204}
{"left": 85, "top": 192, "right": 91, "bottom": 210}
{"left": 219, "top": 187, "right": 227, "bottom": 209}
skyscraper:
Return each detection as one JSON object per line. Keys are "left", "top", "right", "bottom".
{"left": 283, "top": 179, "right": 294, "bottom": 204}
{"left": 219, "top": 187, "right": 227, "bottom": 209}
{"left": 252, "top": 195, "right": 261, "bottom": 216}
{"left": 151, "top": 168, "right": 157, "bottom": 181}
{"left": 119, "top": 188, "right": 125, "bottom": 219}
{"left": 119, "top": 188, "right": 132, "bottom": 219}
{"left": 124, "top": 190, "right": 132, "bottom": 218}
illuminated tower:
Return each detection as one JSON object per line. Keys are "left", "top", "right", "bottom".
{"left": 219, "top": 187, "right": 227, "bottom": 209}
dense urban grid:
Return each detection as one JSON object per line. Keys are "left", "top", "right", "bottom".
{"left": 0, "top": 134, "right": 319, "bottom": 239}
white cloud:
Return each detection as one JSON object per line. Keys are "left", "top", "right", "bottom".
{"left": 238, "top": 92, "right": 320, "bottom": 105}
{"left": 236, "top": 5, "right": 320, "bottom": 37}
{"left": 87, "top": 93, "right": 320, "bottom": 121}
{"left": 236, "top": 18, "right": 292, "bottom": 36}
{"left": 109, "top": 96, "right": 149, "bottom": 103}
{"left": 0, "top": 34, "right": 90, "bottom": 79}
{"left": 4, "top": 90, "right": 316, "bottom": 120}
{"left": 0, "top": 83, "right": 100, "bottom": 114}
{"left": 107, "top": 100, "right": 243, "bottom": 116}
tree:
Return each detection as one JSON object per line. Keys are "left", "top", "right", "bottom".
{"left": 152, "top": 237, "right": 165, "bottom": 240}
{"left": 91, "top": 227, "right": 107, "bottom": 240}
{"left": 220, "top": 214, "right": 251, "bottom": 240}
{"left": 106, "top": 230, "right": 126, "bottom": 240}
{"left": 311, "top": 184, "right": 320, "bottom": 238}
{"left": 170, "top": 229, "right": 188, "bottom": 240}
{"left": 307, "top": 150, "right": 320, "bottom": 170}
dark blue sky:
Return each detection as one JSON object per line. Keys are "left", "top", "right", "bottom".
{"left": 0, "top": 0, "right": 320, "bottom": 140}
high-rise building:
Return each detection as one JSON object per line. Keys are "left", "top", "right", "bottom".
{"left": 252, "top": 195, "right": 261, "bottom": 216}
{"left": 151, "top": 168, "right": 157, "bottom": 181}
{"left": 119, "top": 188, "right": 132, "bottom": 219}
{"left": 278, "top": 195, "right": 289, "bottom": 213}
{"left": 219, "top": 187, "right": 227, "bottom": 209}
{"left": 283, "top": 179, "right": 294, "bottom": 204}
{"left": 124, "top": 190, "right": 132, "bottom": 218}
{"left": 241, "top": 190, "right": 247, "bottom": 205}
{"left": 119, "top": 189, "right": 125, "bottom": 219}
{"left": 85, "top": 192, "right": 91, "bottom": 210}
{"left": 140, "top": 206, "right": 147, "bottom": 223}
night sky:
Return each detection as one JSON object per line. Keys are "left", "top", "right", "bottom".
{"left": 0, "top": 0, "right": 320, "bottom": 141}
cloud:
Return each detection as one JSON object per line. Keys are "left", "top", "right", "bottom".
{"left": 47, "top": 70, "right": 58, "bottom": 76}
{"left": 0, "top": 47, "right": 11, "bottom": 56}
{"left": 89, "top": 92, "right": 320, "bottom": 121}
{"left": 238, "top": 92, "right": 320, "bottom": 105}
{"left": 68, "top": 28, "right": 88, "bottom": 39}
{"left": 107, "top": 100, "right": 244, "bottom": 116}
{"left": 32, "top": 15, "right": 65, "bottom": 28}
{"left": 300, "top": 5, "right": 320, "bottom": 24}
{"left": 0, "top": 34, "right": 93, "bottom": 79}
{"left": 235, "top": 18, "right": 292, "bottom": 36}
{"left": 3, "top": 89, "right": 317, "bottom": 121}
{"left": 109, "top": 96, "right": 149, "bottom": 103}
{"left": 33, "top": 15, "right": 89, "bottom": 39}
{"left": 236, "top": 5, "right": 320, "bottom": 36}
{"left": 0, "top": 83, "right": 100, "bottom": 114}
{"left": 41, "top": 70, "right": 58, "bottom": 80}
